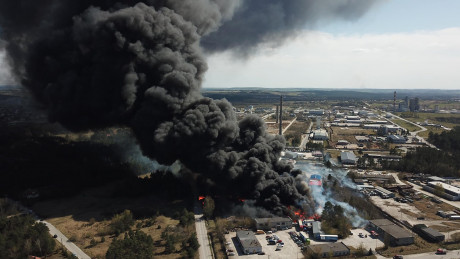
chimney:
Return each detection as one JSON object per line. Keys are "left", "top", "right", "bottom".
{"left": 393, "top": 91, "right": 396, "bottom": 112}
{"left": 275, "top": 105, "right": 279, "bottom": 124}
{"left": 279, "top": 96, "right": 283, "bottom": 135}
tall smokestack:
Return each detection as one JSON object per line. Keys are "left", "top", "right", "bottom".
{"left": 275, "top": 105, "right": 279, "bottom": 124}
{"left": 394, "top": 91, "right": 396, "bottom": 112}
{"left": 279, "top": 96, "right": 283, "bottom": 135}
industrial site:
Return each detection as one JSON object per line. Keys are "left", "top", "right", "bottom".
{"left": 1, "top": 1, "right": 460, "bottom": 259}
{"left": 208, "top": 92, "right": 460, "bottom": 259}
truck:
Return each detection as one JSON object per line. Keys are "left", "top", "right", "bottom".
{"left": 319, "top": 235, "right": 338, "bottom": 242}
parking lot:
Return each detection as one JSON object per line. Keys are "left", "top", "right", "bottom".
{"left": 342, "top": 228, "right": 384, "bottom": 251}
{"left": 225, "top": 229, "right": 303, "bottom": 259}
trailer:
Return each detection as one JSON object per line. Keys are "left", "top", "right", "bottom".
{"left": 319, "top": 234, "right": 338, "bottom": 242}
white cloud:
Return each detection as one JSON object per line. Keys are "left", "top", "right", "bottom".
{"left": 203, "top": 28, "right": 460, "bottom": 89}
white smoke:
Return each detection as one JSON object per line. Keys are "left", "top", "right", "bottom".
{"left": 295, "top": 161, "right": 367, "bottom": 227}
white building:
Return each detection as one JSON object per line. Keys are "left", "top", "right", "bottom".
{"left": 341, "top": 151, "right": 357, "bottom": 165}
{"left": 312, "top": 129, "right": 329, "bottom": 140}
{"left": 424, "top": 181, "right": 460, "bottom": 201}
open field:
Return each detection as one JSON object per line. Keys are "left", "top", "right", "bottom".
{"left": 397, "top": 112, "right": 460, "bottom": 128}
{"left": 284, "top": 121, "right": 310, "bottom": 146}
{"left": 329, "top": 126, "right": 375, "bottom": 144}
{"left": 390, "top": 119, "right": 422, "bottom": 132}
{"left": 32, "top": 182, "right": 194, "bottom": 259}
{"left": 417, "top": 126, "right": 448, "bottom": 139}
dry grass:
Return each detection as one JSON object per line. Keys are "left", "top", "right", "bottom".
{"left": 378, "top": 236, "right": 438, "bottom": 257}
{"left": 329, "top": 127, "right": 375, "bottom": 144}
{"left": 32, "top": 182, "right": 193, "bottom": 259}
{"left": 410, "top": 197, "right": 458, "bottom": 220}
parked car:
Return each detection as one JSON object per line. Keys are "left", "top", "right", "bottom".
{"left": 436, "top": 248, "right": 447, "bottom": 254}
{"left": 393, "top": 255, "right": 403, "bottom": 259}
{"left": 258, "top": 252, "right": 265, "bottom": 255}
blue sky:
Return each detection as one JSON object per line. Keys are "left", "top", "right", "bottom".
{"left": 321, "top": 0, "right": 460, "bottom": 35}
{"left": 204, "top": 0, "right": 460, "bottom": 89}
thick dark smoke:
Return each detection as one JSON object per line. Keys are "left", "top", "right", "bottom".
{"left": 201, "top": 0, "right": 382, "bottom": 55}
{"left": 0, "top": 0, "right": 379, "bottom": 214}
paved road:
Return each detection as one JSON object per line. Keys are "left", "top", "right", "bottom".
{"left": 385, "top": 112, "right": 438, "bottom": 149}
{"left": 376, "top": 249, "right": 460, "bottom": 259}
{"left": 42, "top": 220, "right": 91, "bottom": 259}
{"left": 194, "top": 204, "right": 213, "bottom": 259}
{"left": 298, "top": 121, "right": 312, "bottom": 149}
{"left": 7, "top": 198, "right": 91, "bottom": 258}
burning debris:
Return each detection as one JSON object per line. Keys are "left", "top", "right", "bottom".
{"left": 0, "top": 1, "right": 380, "bottom": 214}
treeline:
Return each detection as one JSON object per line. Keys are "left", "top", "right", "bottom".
{"left": 321, "top": 201, "right": 350, "bottom": 238}
{"left": 381, "top": 147, "right": 459, "bottom": 177}
{"left": 428, "top": 126, "right": 460, "bottom": 153}
{"left": 0, "top": 215, "right": 55, "bottom": 258}
{"left": 380, "top": 127, "right": 460, "bottom": 177}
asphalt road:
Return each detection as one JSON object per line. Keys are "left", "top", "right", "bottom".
{"left": 376, "top": 249, "right": 460, "bottom": 259}
{"left": 41, "top": 220, "right": 91, "bottom": 259}
{"left": 194, "top": 204, "right": 214, "bottom": 259}
{"left": 7, "top": 198, "right": 91, "bottom": 259}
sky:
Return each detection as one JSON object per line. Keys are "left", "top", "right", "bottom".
{"left": 204, "top": 0, "right": 460, "bottom": 89}
{"left": 1, "top": 1, "right": 460, "bottom": 89}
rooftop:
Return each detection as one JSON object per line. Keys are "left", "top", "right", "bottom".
{"left": 307, "top": 242, "right": 349, "bottom": 254}
{"left": 341, "top": 151, "right": 357, "bottom": 161}
{"left": 370, "top": 219, "right": 413, "bottom": 239}
{"left": 428, "top": 181, "right": 460, "bottom": 195}
{"left": 236, "top": 231, "right": 261, "bottom": 249}
{"left": 254, "top": 217, "right": 291, "bottom": 224}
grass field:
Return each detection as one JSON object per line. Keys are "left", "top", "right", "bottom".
{"left": 417, "top": 126, "right": 448, "bottom": 139}
{"left": 390, "top": 119, "right": 422, "bottom": 132}
{"left": 329, "top": 126, "right": 375, "bottom": 144}
{"left": 396, "top": 112, "right": 460, "bottom": 129}
{"left": 284, "top": 120, "right": 310, "bottom": 146}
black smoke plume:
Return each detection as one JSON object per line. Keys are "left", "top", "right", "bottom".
{"left": 0, "top": 0, "right": 379, "bottom": 214}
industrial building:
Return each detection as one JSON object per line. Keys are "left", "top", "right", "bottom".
{"left": 306, "top": 242, "right": 350, "bottom": 258}
{"left": 423, "top": 181, "right": 460, "bottom": 201}
{"left": 309, "top": 109, "right": 325, "bottom": 115}
{"left": 355, "top": 136, "right": 370, "bottom": 142}
{"left": 312, "top": 221, "right": 322, "bottom": 239}
{"left": 387, "top": 135, "right": 406, "bottom": 144}
{"left": 312, "top": 129, "right": 329, "bottom": 140}
{"left": 236, "top": 231, "right": 262, "bottom": 255}
{"left": 413, "top": 224, "right": 445, "bottom": 242}
{"left": 340, "top": 151, "right": 357, "bottom": 165}
{"left": 374, "top": 186, "right": 395, "bottom": 199}
{"left": 369, "top": 219, "right": 414, "bottom": 246}
{"left": 254, "top": 217, "right": 292, "bottom": 230}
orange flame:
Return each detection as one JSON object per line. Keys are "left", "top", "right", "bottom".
{"left": 198, "top": 196, "right": 205, "bottom": 201}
